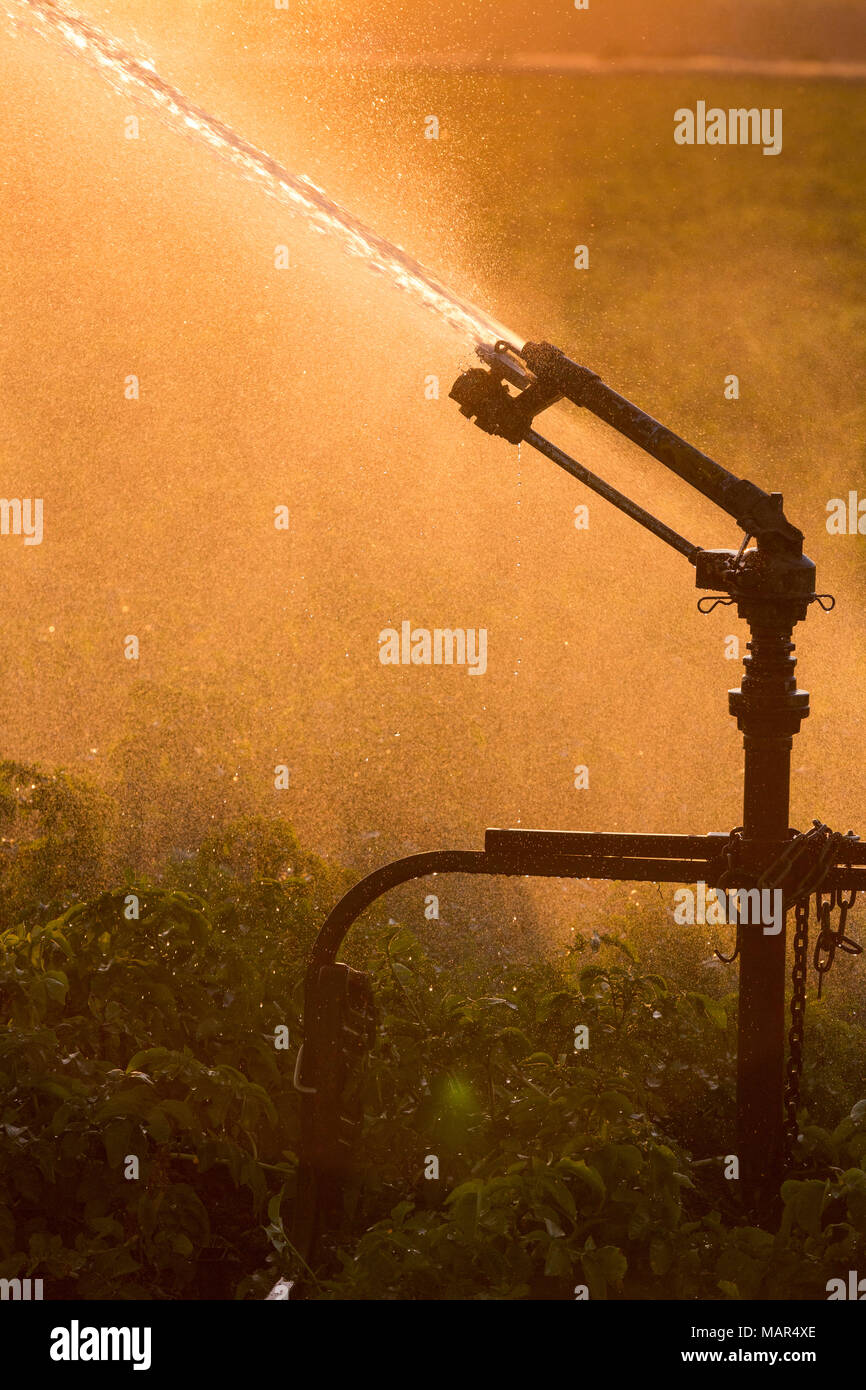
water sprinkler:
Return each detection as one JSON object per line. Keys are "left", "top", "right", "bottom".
{"left": 291, "top": 338, "right": 864, "bottom": 1289}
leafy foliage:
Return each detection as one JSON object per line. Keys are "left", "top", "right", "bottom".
{"left": 1, "top": 786, "right": 865, "bottom": 1299}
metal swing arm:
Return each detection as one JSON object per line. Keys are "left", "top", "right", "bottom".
{"left": 453, "top": 339, "right": 804, "bottom": 555}
{"left": 450, "top": 340, "right": 815, "bottom": 609}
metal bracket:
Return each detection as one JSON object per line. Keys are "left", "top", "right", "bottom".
{"left": 291, "top": 825, "right": 866, "bottom": 1277}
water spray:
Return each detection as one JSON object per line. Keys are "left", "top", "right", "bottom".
{"left": 3, "top": 0, "right": 513, "bottom": 347}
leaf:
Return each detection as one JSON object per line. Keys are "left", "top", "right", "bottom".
{"left": 94, "top": 1088, "right": 155, "bottom": 1122}
{"left": 649, "top": 1237, "right": 673, "bottom": 1276}
{"left": 541, "top": 1175, "right": 577, "bottom": 1222}
{"left": 581, "top": 1243, "right": 627, "bottom": 1299}
{"left": 43, "top": 970, "right": 69, "bottom": 1003}
{"left": 780, "top": 1179, "right": 827, "bottom": 1238}
{"left": 599, "top": 1142, "right": 643, "bottom": 1180}
{"left": 0, "top": 1206, "right": 15, "bottom": 1257}
{"left": 544, "top": 1239, "right": 573, "bottom": 1279}
{"left": 558, "top": 1159, "right": 606, "bottom": 1210}
{"left": 158, "top": 1100, "right": 196, "bottom": 1130}
{"left": 102, "top": 1119, "right": 133, "bottom": 1169}
{"left": 496, "top": 1027, "right": 534, "bottom": 1056}
{"left": 689, "top": 992, "right": 727, "bottom": 1029}
{"left": 37, "top": 1079, "right": 77, "bottom": 1102}
{"left": 597, "top": 1090, "right": 632, "bottom": 1120}
{"left": 163, "top": 1185, "right": 210, "bottom": 1243}
{"left": 386, "top": 928, "right": 418, "bottom": 957}
{"left": 126, "top": 1047, "right": 173, "bottom": 1074}
{"left": 145, "top": 1108, "right": 172, "bottom": 1144}
{"left": 91, "top": 1245, "right": 141, "bottom": 1279}
{"left": 627, "top": 1202, "right": 652, "bottom": 1242}
{"left": 446, "top": 1181, "right": 483, "bottom": 1241}
{"left": 50, "top": 1102, "right": 74, "bottom": 1137}
{"left": 45, "top": 930, "right": 74, "bottom": 960}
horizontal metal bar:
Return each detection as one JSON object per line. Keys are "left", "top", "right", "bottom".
{"left": 488, "top": 853, "right": 866, "bottom": 892}
{"left": 486, "top": 827, "right": 866, "bottom": 867}
{"left": 486, "top": 853, "right": 725, "bottom": 881}
{"left": 485, "top": 828, "right": 731, "bottom": 860}
{"left": 310, "top": 835, "right": 866, "bottom": 974}
{"left": 821, "top": 868, "right": 866, "bottom": 889}
{"left": 725, "top": 836, "right": 866, "bottom": 868}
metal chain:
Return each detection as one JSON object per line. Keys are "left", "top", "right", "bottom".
{"left": 813, "top": 885, "right": 861, "bottom": 999}
{"left": 713, "top": 820, "right": 855, "bottom": 965}
{"left": 784, "top": 897, "right": 810, "bottom": 1156}
{"left": 785, "top": 882, "right": 861, "bottom": 1156}
{"left": 758, "top": 821, "right": 857, "bottom": 906}
{"left": 714, "top": 820, "right": 861, "bottom": 1160}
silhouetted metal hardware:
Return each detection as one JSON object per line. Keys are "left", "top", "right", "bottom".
{"left": 291, "top": 338, "right": 862, "bottom": 1287}
{"left": 291, "top": 962, "right": 376, "bottom": 1282}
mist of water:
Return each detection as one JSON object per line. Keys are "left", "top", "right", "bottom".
{"left": 3, "top": 0, "right": 516, "bottom": 348}
{"left": 2, "top": 0, "right": 864, "bottom": 965}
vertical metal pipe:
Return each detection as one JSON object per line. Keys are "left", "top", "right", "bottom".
{"left": 737, "top": 733, "right": 792, "bottom": 1209}
{"left": 731, "top": 620, "right": 808, "bottom": 1213}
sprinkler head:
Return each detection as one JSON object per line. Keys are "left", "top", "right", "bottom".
{"left": 449, "top": 339, "right": 561, "bottom": 444}
{"left": 448, "top": 366, "right": 528, "bottom": 443}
